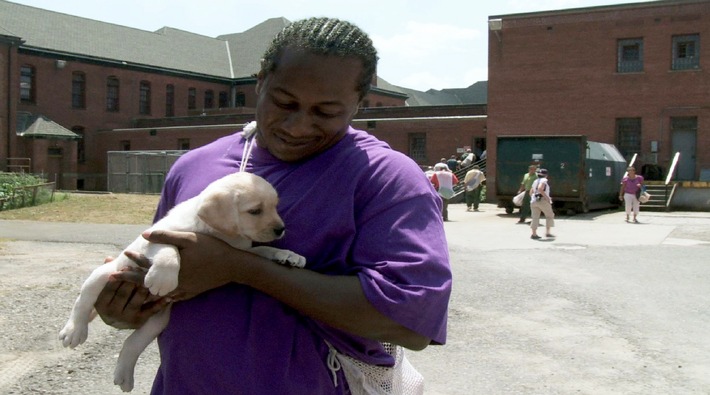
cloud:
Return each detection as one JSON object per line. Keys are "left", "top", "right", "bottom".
{"left": 372, "top": 21, "right": 483, "bottom": 90}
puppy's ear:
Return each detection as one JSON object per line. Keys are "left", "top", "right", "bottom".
{"left": 197, "top": 187, "right": 240, "bottom": 237}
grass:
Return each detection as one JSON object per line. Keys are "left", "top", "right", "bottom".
{"left": 0, "top": 192, "right": 160, "bottom": 225}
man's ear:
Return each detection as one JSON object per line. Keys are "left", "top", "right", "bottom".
{"left": 255, "top": 71, "right": 265, "bottom": 94}
{"left": 197, "top": 188, "right": 240, "bottom": 237}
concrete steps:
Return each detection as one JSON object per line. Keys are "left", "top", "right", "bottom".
{"left": 640, "top": 183, "right": 671, "bottom": 211}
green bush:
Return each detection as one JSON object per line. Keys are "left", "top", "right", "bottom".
{"left": 0, "top": 173, "right": 53, "bottom": 210}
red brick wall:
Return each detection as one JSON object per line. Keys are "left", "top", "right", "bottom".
{"left": 488, "top": 1, "right": 710, "bottom": 192}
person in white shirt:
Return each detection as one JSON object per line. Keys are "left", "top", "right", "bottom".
{"left": 529, "top": 168, "right": 555, "bottom": 239}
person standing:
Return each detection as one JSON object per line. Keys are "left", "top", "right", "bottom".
{"left": 530, "top": 168, "right": 555, "bottom": 239}
{"left": 619, "top": 166, "right": 645, "bottom": 223}
{"left": 446, "top": 155, "right": 459, "bottom": 172}
{"left": 94, "top": 17, "right": 452, "bottom": 394}
{"left": 460, "top": 149, "right": 476, "bottom": 168}
{"left": 463, "top": 165, "right": 485, "bottom": 212}
{"left": 517, "top": 165, "right": 538, "bottom": 224}
{"left": 431, "top": 163, "right": 459, "bottom": 221}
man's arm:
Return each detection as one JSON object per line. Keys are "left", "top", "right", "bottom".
{"left": 96, "top": 230, "right": 431, "bottom": 350}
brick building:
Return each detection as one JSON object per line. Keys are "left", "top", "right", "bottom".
{"left": 0, "top": 1, "right": 486, "bottom": 191}
{"left": 487, "top": 0, "right": 709, "bottom": 193}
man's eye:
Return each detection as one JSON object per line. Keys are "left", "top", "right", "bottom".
{"left": 248, "top": 208, "right": 262, "bottom": 215}
{"left": 316, "top": 110, "right": 338, "bottom": 118}
{"left": 275, "top": 100, "right": 296, "bottom": 110}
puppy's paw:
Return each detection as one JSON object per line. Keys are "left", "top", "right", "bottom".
{"left": 144, "top": 266, "right": 178, "bottom": 296}
{"left": 273, "top": 250, "right": 306, "bottom": 268}
{"left": 58, "top": 320, "right": 88, "bottom": 349}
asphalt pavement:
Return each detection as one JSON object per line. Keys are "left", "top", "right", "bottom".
{"left": 1, "top": 203, "right": 709, "bottom": 394}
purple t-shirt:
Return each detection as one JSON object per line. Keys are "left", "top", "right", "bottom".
{"left": 149, "top": 126, "right": 452, "bottom": 394}
{"left": 622, "top": 175, "right": 644, "bottom": 194}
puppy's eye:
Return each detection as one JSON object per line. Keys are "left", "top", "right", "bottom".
{"left": 247, "top": 208, "right": 262, "bottom": 215}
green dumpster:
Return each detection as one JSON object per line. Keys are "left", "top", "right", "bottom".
{"left": 496, "top": 135, "right": 627, "bottom": 214}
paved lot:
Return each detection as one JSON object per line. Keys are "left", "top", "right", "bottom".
{"left": 1, "top": 203, "right": 709, "bottom": 394}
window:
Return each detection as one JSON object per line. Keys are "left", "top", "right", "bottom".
{"left": 672, "top": 34, "right": 700, "bottom": 70}
{"left": 106, "top": 76, "right": 120, "bottom": 112}
{"left": 166, "top": 84, "right": 175, "bottom": 117}
{"left": 188, "top": 88, "right": 196, "bottom": 110}
{"left": 120, "top": 140, "right": 131, "bottom": 151}
{"left": 139, "top": 81, "right": 151, "bottom": 115}
{"left": 204, "top": 90, "right": 214, "bottom": 109}
{"left": 72, "top": 126, "right": 85, "bottom": 163}
{"left": 20, "top": 65, "right": 36, "bottom": 103}
{"left": 219, "top": 91, "right": 229, "bottom": 108}
{"left": 616, "top": 118, "right": 641, "bottom": 159}
{"left": 71, "top": 72, "right": 86, "bottom": 109}
{"left": 235, "top": 91, "right": 245, "bottom": 107}
{"left": 178, "top": 138, "right": 191, "bottom": 150}
{"left": 617, "top": 38, "right": 643, "bottom": 73}
{"left": 408, "top": 133, "right": 427, "bottom": 162}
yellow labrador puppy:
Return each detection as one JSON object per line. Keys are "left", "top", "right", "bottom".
{"left": 58, "top": 172, "right": 305, "bottom": 392}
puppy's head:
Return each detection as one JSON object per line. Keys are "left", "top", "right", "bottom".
{"left": 196, "top": 173, "right": 285, "bottom": 242}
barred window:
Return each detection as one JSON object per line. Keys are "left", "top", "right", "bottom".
{"left": 72, "top": 126, "right": 85, "bottom": 163}
{"left": 71, "top": 72, "right": 86, "bottom": 109}
{"left": 188, "top": 88, "right": 196, "bottom": 110}
{"left": 408, "top": 133, "right": 427, "bottom": 162}
{"left": 219, "top": 91, "right": 229, "bottom": 108}
{"left": 139, "top": 81, "right": 151, "bottom": 115}
{"left": 616, "top": 118, "right": 641, "bottom": 159}
{"left": 617, "top": 38, "right": 643, "bottom": 73}
{"left": 106, "top": 76, "right": 120, "bottom": 112}
{"left": 235, "top": 91, "right": 246, "bottom": 107}
{"left": 204, "top": 90, "right": 214, "bottom": 109}
{"left": 672, "top": 34, "right": 700, "bottom": 70}
{"left": 166, "top": 84, "right": 175, "bottom": 117}
{"left": 20, "top": 65, "right": 36, "bottom": 103}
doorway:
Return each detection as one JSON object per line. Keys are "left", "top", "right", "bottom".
{"left": 670, "top": 117, "right": 697, "bottom": 181}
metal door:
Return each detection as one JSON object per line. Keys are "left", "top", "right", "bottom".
{"left": 671, "top": 117, "right": 697, "bottom": 181}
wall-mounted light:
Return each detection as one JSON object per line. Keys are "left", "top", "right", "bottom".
{"left": 489, "top": 19, "right": 502, "bottom": 31}
{"left": 55, "top": 60, "right": 66, "bottom": 69}
{"left": 489, "top": 19, "right": 503, "bottom": 42}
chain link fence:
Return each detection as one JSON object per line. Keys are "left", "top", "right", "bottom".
{"left": 107, "top": 151, "right": 186, "bottom": 194}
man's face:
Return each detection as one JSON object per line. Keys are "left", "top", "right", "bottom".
{"left": 254, "top": 47, "right": 362, "bottom": 162}
{"left": 528, "top": 167, "right": 537, "bottom": 174}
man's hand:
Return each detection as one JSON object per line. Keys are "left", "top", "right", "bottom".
{"left": 141, "top": 230, "right": 242, "bottom": 301}
{"left": 94, "top": 254, "right": 168, "bottom": 329}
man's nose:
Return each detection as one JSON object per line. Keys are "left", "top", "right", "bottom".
{"left": 282, "top": 111, "right": 313, "bottom": 137}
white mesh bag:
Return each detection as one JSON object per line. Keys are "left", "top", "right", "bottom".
{"left": 326, "top": 341, "right": 424, "bottom": 395}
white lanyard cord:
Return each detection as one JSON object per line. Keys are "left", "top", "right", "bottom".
{"left": 239, "top": 121, "right": 258, "bottom": 173}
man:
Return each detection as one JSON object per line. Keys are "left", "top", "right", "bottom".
{"left": 463, "top": 165, "right": 485, "bottom": 211}
{"left": 517, "top": 164, "right": 538, "bottom": 224}
{"left": 446, "top": 155, "right": 459, "bottom": 172}
{"left": 94, "top": 17, "right": 452, "bottom": 394}
{"left": 430, "top": 163, "right": 458, "bottom": 221}
{"left": 460, "top": 149, "right": 476, "bottom": 168}
{"left": 530, "top": 168, "right": 555, "bottom": 239}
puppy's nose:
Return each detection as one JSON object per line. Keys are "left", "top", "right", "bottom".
{"left": 273, "top": 226, "right": 285, "bottom": 238}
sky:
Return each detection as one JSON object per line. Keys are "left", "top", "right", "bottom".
{"left": 10, "top": 0, "right": 650, "bottom": 91}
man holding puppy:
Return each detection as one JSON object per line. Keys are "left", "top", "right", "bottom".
{"left": 95, "top": 17, "right": 452, "bottom": 394}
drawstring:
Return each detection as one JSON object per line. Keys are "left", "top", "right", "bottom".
{"left": 325, "top": 340, "right": 342, "bottom": 387}
{"left": 239, "top": 121, "right": 257, "bottom": 173}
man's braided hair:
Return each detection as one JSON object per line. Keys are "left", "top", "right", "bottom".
{"left": 260, "top": 17, "right": 378, "bottom": 101}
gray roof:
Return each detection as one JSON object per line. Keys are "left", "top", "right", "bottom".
{"left": 17, "top": 112, "right": 81, "bottom": 139}
{"left": 218, "top": 17, "right": 291, "bottom": 79}
{"left": 0, "top": 0, "right": 282, "bottom": 79}
{"left": 377, "top": 78, "right": 487, "bottom": 106}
